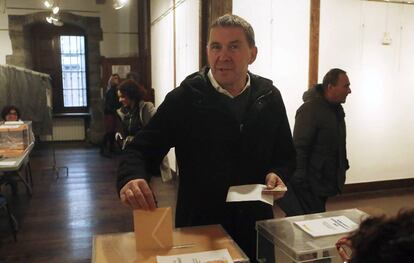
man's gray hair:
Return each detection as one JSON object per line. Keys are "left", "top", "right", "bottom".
{"left": 322, "top": 68, "right": 347, "bottom": 89}
{"left": 210, "top": 14, "right": 255, "bottom": 47}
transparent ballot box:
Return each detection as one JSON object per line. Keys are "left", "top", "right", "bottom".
{"left": 256, "top": 209, "right": 368, "bottom": 263}
{"left": 0, "top": 121, "right": 33, "bottom": 156}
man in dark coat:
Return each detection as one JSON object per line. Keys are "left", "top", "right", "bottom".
{"left": 290, "top": 68, "right": 351, "bottom": 214}
{"left": 117, "top": 14, "right": 296, "bottom": 262}
{"left": 101, "top": 73, "right": 121, "bottom": 157}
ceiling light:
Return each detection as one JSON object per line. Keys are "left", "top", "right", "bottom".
{"left": 52, "top": 6, "right": 60, "bottom": 14}
{"left": 44, "top": 0, "right": 53, "bottom": 8}
{"left": 113, "top": 0, "right": 128, "bottom": 10}
{"left": 53, "top": 20, "right": 64, "bottom": 26}
{"left": 46, "top": 14, "right": 59, "bottom": 24}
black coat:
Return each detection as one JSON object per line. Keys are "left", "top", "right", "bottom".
{"left": 117, "top": 68, "right": 295, "bottom": 260}
{"left": 292, "top": 87, "right": 349, "bottom": 197}
{"left": 104, "top": 86, "right": 121, "bottom": 115}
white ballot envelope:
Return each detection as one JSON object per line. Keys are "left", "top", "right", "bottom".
{"left": 226, "top": 184, "right": 287, "bottom": 206}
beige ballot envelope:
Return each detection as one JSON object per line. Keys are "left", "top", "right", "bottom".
{"left": 133, "top": 207, "right": 173, "bottom": 250}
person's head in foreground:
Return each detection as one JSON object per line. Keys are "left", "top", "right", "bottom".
{"left": 336, "top": 209, "right": 414, "bottom": 263}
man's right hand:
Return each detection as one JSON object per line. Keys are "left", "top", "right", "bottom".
{"left": 119, "top": 179, "right": 156, "bottom": 210}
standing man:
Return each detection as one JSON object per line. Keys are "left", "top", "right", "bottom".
{"left": 117, "top": 14, "right": 296, "bottom": 261}
{"left": 291, "top": 68, "right": 351, "bottom": 214}
{"left": 101, "top": 74, "right": 121, "bottom": 157}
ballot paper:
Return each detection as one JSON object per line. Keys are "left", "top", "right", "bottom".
{"left": 134, "top": 207, "right": 173, "bottom": 250}
{"left": 226, "top": 184, "right": 287, "bottom": 206}
{"left": 156, "top": 249, "right": 234, "bottom": 263}
{"left": 0, "top": 161, "right": 16, "bottom": 166}
{"left": 4, "top": 121, "right": 24, "bottom": 125}
{"left": 294, "top": 216, "right": 359, "bottom": 237}
{"left": 0, "top": 124, "right": 21, "bottom": 129}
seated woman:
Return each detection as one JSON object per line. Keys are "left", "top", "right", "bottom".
{"left": 1, "top": 104, "right": 34, "bottom": 141}
{"left": 1, "top": 105, "right": 21, "bottom": 122}
{"left": 336, "top": 209, "right": 414, "bottom": 263}
{"left": 116, "top": 79, "right": 172, "bottom": 182}
{"left": 0, "top": 105, "right": 22, "bottom": 194}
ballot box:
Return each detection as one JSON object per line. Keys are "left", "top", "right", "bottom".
{"left": 256, "top": 209, "right": 369, "bottom": 263}
{"left": 92, "top": 224, "right": 249, "bottom": 263}
{"left": 0, "top": 121, "right": 33, "bottom": 157}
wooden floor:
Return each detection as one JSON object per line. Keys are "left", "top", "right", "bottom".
{"left": 0, "top": 142, "right": 413, "bottom": 262}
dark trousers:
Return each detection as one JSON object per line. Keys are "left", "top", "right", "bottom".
{"left": 222, "top": 206, "right": 274, "bottom": 263}
{"left": 293, "top": 184, "right": 327, "bottom": 214}
{"left": 276, "top": 182, "right": 306, "bottom": 216}
{"left": 278, "top": 183, "right": 327, "bottom": 215}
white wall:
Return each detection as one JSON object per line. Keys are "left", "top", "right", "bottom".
{"left": 320, "top": 0, "right": 414, "bottom": 183}
{"left": 151, "top": 0, "right": 175, "bottom": 107}
{"left": 0, "top": 0, "right": 139, "bottom": 64}
{"left": 235, "top": 0, "right": 414, "bottom": 184}
{"left": 151, "top": 0, "right": 200, "bottom": 172}
{"left": 233, "top": 0, "right": 310, "bottom": 131}
{"left": 175, "top": 0, "right": 200, "bottom": 84}
{"left": 151, "top": 0, "right": 200, "bottom": 107}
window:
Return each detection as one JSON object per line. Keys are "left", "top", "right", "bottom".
{"left": 60, "top": 35, "right": 87, "bottom": 107}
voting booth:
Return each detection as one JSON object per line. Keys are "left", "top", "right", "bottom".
{"left": 256, "top": 209, "right": 368, "bottom": 263}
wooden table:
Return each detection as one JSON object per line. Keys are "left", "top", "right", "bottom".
{"left": 92, "top": 224, "right": 249, "bottom": 263}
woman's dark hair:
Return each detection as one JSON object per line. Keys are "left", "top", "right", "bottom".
{"left": 349, "top": 209, "right": 414, "bottom": 263}
{"left": 117, "top": 79, "right": 147, "bottom": 105}
{"left": 1, "top": 105, "right": 21, "bottom": 120}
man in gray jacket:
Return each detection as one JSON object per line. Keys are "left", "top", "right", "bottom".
{"left": 291, "top": 68, "right": 351, "bottom": 214}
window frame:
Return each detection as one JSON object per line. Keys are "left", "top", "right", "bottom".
{"left": 59, "top": 35, "right": 88, "bottom": 110}
{"left": 56, "top": 33, "right": 90, "bottom": 114}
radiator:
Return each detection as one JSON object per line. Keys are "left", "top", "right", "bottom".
{"left": 52, "top": 118, "right": 85, "bottom": 141}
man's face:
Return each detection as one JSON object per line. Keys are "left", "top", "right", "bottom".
{"left": 111, "top": 75, "right": 120, "bottom": 86}
{"left": 207, "top": 26, "right": 257, "bottom": 90}
{"left": 328, "top": 73, "right": 351, "bottom": 103}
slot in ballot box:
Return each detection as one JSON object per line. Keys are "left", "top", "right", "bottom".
{"left": 256, "top": 209, "right": 369, "bottom": 263}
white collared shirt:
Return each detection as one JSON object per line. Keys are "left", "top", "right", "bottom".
{"left": 207, "top": 69, "right": 250, "bottom": 98}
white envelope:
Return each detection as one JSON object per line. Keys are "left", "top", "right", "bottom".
{"left": 226, "top": 184, "right": 286, "bottom": 206}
